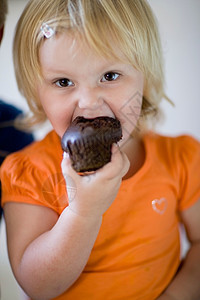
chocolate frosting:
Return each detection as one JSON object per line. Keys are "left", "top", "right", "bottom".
{"left": 61, "top": 116, "right": 122, "bottom": 172}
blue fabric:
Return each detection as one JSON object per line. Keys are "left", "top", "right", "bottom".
{"left": 0, "top": 100, "right": 34, "bottom": 218}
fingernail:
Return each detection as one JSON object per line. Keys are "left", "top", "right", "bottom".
{"left": 112, "top": 143, "right": 119, "bottom": 153}
{"left": 63, "top": 152, "right": 69, "bottom": 159}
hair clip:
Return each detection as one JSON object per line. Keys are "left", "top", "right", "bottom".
{"left": 40, "top": 23, "right": 55, "bottom": 39}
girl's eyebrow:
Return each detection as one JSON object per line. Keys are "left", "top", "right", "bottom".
{"left": 44, "top": 62, "right": 131, "bottom": 77}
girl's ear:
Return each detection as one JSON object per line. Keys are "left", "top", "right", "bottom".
{"left": 0, "top": 25, "right": 4, "bottom": 45}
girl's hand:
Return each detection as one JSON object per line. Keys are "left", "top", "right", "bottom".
{"left": 61, "top": 144, "right": 130, "bottom": 218}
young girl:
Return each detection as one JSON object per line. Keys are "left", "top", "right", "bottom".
{"left": 1, "top": 0, "right": 200, "bottom": 299}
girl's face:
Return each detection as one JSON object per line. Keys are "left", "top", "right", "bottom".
{"left": 38, "top": 33, "right": 144, "bottom": 146}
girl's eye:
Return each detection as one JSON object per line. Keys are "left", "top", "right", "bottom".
{"left": 101, "top": 72, "right": 120, "bottom": 82}
{"left": 55, "top": 78, "right": 74, "bottom": 87}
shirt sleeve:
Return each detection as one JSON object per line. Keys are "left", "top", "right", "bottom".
{"left": 0, "top": 151, "right": 68, "bottom": 214}
{"left": 177, "top": 135, "right": 200, "bottom": 211}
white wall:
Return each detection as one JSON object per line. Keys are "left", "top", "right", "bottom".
{"left": 0, "top": 0, "right": 28, "bottom": 110}
{"left": 0, "top": 1, "right": 199, "bottom": 300}
{"left": 149, "top": 0, "right": 200, "bottom": 140}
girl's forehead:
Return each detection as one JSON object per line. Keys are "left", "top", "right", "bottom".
{"left": 40, "top": 31, "right": 133, "bottom": 66}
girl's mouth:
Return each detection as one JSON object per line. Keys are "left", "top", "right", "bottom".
{"left": 71, "top": 105, "right": 116, "bottom": 122}
{"left": 72, "top": 112, "right": 116, "bottom": 122}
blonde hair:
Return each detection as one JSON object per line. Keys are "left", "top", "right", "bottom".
{"left": 13, "top": 0, "right": 169, "bottom": 129}
{"left": 0, "top": 0, "right": 8, "bottom": 28}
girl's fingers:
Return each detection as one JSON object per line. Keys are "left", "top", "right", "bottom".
{"left": 61, "top": 152, "right": 70, "bottom": 175}
{"left": 121, "top": 151, "right": 130, "bottom": 177}
{"left": 61, "top": 152, "right": 80, "bottom": 203}
{"left": 61, "top": 152, "right": 80, "bottom": 183}
{"left": 98, "top": 143, "right": 130, "bottom": 179}
{"left": 61, "top": 144, "right": 130, "bottom": 184}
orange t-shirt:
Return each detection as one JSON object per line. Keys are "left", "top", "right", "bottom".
{"left": 1, "top": 131, "right": 200, "bottom": 299}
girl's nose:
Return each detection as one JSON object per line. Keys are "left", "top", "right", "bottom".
{"left": 77, "top": 87, "right": 103, "bottom": 110}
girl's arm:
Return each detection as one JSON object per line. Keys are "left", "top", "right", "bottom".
{"left": 5, "top": 203, "right": 102, "bottom": 300}
{"left": 4, "top": 145, "right": 130, "bottom": 300}
{"left": 157, "top": 198, "right": 200, "bottom": 300}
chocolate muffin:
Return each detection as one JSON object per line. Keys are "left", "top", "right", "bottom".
{"left": 61, "top": 116, "right": 122, "bottom": 173}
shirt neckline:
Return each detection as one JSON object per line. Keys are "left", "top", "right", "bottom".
{"left": 122, "top": 132, "right": 154, "bottom": 185}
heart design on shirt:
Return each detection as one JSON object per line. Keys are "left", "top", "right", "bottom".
{"left": 152, "top": 197, "right": 167, "bottom": 215}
